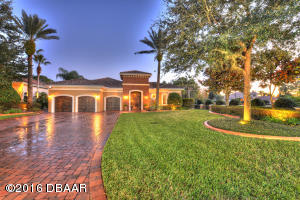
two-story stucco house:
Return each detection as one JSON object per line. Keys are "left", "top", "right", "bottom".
{"left": 48, "top": 70, "right": 183, "bottom": 113}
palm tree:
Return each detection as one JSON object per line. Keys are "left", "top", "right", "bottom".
{"left": 14, "top": 10, "right": 59, "bottom": 108}
{"left": 135, "top": 28, "right": 168, "bottom": 110}
{"left": 56, "top": 67, "right": 85, "bottom": 80}
{"left": 34, "top": 49, "right": 51, "bottom": 98}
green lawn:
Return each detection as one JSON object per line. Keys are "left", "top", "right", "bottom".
{"left": 0, "top": 113, "right": 36, "bottom": 120}
{"left": 102, "top": 110, "right": 300, "bottom": 200}
{"left": 208, "top": 117, "right": 300, "bottom": 137}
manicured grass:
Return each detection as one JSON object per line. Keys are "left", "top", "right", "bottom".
{"left": 0, "top": 113, "right": 36, "bottom": 120}
{"left": 102, "top": 110, "right": 300, "bottom": 199}
{"left": 208, "top": 117, "right": 300, "bottom": 137}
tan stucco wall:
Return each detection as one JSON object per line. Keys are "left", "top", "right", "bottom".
{"left": 149, "top": 89, "right": 183, "bottom": 106}
{"left": 48, "top": 87, "right": 183, "bottom": 112}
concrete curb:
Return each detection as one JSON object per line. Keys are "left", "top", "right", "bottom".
{"left": 204, "top": 120, "right": 300, "bottom": 142}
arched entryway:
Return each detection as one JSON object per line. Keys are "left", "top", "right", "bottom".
{"left": 105, "top": 97, "right": 121, "bottom": 111}
{"left": 55, "top": 96, "right": 73, "bottom": 112}
{"left": 78, "top": 96, "right": 96, "bottom": 112}
{"left": 130, "top": 91, "right": 142, "bottom": 111}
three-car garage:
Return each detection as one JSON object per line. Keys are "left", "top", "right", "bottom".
{"left": 52, "top": 95, "right": 121, "bottom": 112}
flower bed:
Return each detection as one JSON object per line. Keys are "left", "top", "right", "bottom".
{"left": 211, "top": 105, "right": 300, "bottom": 120}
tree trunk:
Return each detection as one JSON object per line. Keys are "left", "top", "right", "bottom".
{"left": 242, "top": 36, "right": 256, "bottom": 122}
{"left": 37, "top": 74, "right": 40, "bottom": 98}
{"left": 269, "top": 85, "right": 273, "bottom": 107}
{"left": 155, "top": 60, "right": 161, "bottom": 110}
{"left": 225, "top": 91, "right": 230, "bottom": 106}
{"left": 243, "top": 49, "right": 252, "bottom": 121}
{"left": 27, "top": 55, "right": 33, "bottom": 109}
{"left": 37, "top": 65, "right": 41, "bottom": 98}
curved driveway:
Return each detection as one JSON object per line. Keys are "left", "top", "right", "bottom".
{"left": 0, "top": 112, "right": 119, "bottom": 200}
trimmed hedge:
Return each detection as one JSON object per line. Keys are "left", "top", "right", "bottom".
{"left": 251, "top": 98, "right": 265, "bottom": 107}
{"left": 229, "top": 99, "right": 241, "bottom": 106}
{"left": 274, "top": 97, "right": 297, "bottom": 109}
{"left": 182, "top": 98, "right": 194, "bottom": 108}
{"left": 216, "top": 100, "right": 225, "bottom": 105}
{"left": 211, "top": 105, "right": 300, "bottom": 120}
{"left": 168, "top": 93, "right": 182, "bottom": 106}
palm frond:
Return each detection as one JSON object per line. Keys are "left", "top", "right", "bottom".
{"left": 140, "top": 38, "right": 155, "bottom": 49}
{"left": 36, "top": 49, "right": 44, "bottom": 54}
{"left": 134, "top": 50, "right": 156, "bottom": 55}
{"left": 16, "top": 10, "right": 59, "bottom": 41}
{"left": 136, "top": 27, "right": 168, "bottom": 58}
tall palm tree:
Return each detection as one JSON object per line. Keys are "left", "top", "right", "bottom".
{"left": 14, "top": 10, "right": 59, "bottom": 108}
{"left": 135, "top": 28, "right": 168, "bottom": 110}
{"left": 34, "top": 49, "right": 51, "bottom": 98}
{"left": 56, "top": 67, "right": 85, "bottom": 80}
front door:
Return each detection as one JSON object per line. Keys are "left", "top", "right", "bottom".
{"left": 130, "top": 91, "right": 141, "bottom": 111}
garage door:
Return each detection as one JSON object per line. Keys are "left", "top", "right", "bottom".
{"left": 78, "top": 96, "right": 95, "bottom": 112}
{"left": 106, "top": 97, "right": 120, "bottom": 111}
{"left": 55, "top": 96, "right": 72, "bottom": 112}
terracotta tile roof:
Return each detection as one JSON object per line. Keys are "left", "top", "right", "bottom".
{"left": 120, "top": 70, "right": 152, "bottom": 75}
{"left": 150, "top": 82, "right": 184, "bottom": 89}
{"left": 52, "top": 77, "right": 182, "bottom": 89}
{"left": 91, "top": 78, "right": 122, "bottom": 87}
{"left": 20, "top": 78, "right": 47, "bottom": 86}
{"left": 52, "top": 77, "right": 122, "bottom": 88}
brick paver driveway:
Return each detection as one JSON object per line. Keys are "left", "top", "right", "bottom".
{"left": 0, "top": 112, "right": 119, "bottom": 200}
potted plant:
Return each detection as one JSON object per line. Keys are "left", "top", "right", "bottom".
{"left": 123, "top": 104, "right": 128, "bottom": 111}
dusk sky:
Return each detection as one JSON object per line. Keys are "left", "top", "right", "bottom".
{"left": 13, "top": 0, "right": 177, "bottom": 82}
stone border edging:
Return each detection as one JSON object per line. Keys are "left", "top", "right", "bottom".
{"left": 209, "top": 111, "right": 240, "bottom": 119}
{"left": 89, "top": 147, "right": 107, "bottom": 200}
{"left": 204, "top": 120, "right": 300, "bottom": 142}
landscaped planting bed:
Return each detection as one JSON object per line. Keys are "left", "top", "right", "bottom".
{"left": 102, "top": 110, "right": 299, "bottom": 199}
{"left": 0, "top": 112, "right": 37, "bottom": 120}
{"left": 208, "top": 117, "right": 300, "bottom": 137}
{"left": 211, "top": 105, "right": 300, "bottom": 120}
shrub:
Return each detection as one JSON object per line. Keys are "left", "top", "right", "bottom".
{"left": 36, "top": 92, "right": 48, "bottom": 109}
{"left": 282, "top": 95, "right": 300, "bottom": 107}
{"left": 168, "top": 93, "right": 182, "bottom": 106}
{"left": 216, "top": 100, "right": 225, "bottom": 105}
{"left": 263, "top": 116, "right": 300, "bottom": 126}
{"left": 160, "top": 105, "right": 171, "bottom": 110}
{"left": 263, "top": 100, "right": 270, "bottom": 105}
{"left": 3, "top": 108, "right": 22, "bottom": 114}
{"left": 211, "top": 105, "right": 300, "bottom": 120}
{"left": 251, "top": 98, "right": 265, "bottom": 107}
{"left": 274, "top": 97, "right": 297, "bottom": 109}
{"left": 196, "top": 99, "right": 203, "bottom": 104}
{"left": 215, "top": 95, "right": 224, "bottom": 101}
{"left": 0, "top": 85, "right": 21, "bottom": 110}
{"left": 229, "top": 99, "right": 240, "bottom": 106}
{"left": 205, "top": 99, "right": 213, "bottom": 105}
{"left": 182, "top": 98, "right": 194, "bottom": 108}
